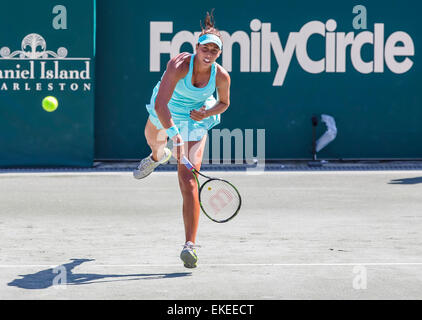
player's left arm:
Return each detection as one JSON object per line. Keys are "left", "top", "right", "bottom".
{"left": 190, "top": 65, "right": 231, "bottom": 121}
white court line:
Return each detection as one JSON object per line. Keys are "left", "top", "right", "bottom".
{"left": 2, "top": 170, "right": 422, "bottom": 177}
{"left": 1, "top": 263, "right": 422, "bottom": 268}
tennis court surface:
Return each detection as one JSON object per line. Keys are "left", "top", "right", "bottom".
{"left": 1, "top": 169, "right": 421, "bottom": 299}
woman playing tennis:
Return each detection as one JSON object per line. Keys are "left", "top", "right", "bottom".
{"left": 133, "top": 11, "right": 231, "bottom": 268}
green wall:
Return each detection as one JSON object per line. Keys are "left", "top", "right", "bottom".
{"left": 1, "top": 1, "right": 420, "bottom": 167}
{"left": 95, "top": 0, "right": 420, "bottom": 160}
{"left": 0, "top": 0, "right": 95, "bottom": 167}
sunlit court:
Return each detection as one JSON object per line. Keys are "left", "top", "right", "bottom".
{"left": 1, "top": 169, "right": 422, "bottom": 299}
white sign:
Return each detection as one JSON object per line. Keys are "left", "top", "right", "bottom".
{"left": 150, "top": 19, "right": 415, "bottom": 86}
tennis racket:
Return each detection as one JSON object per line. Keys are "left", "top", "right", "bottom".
{"left": 182, "top": 156, "right": 242, "bottom": 223}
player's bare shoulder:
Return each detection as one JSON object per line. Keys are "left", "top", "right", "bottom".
{"left": 166, "top": 52, "right": 191, "bottom": 79}
{"left": 215, "top": 63, "right": 231, "bottom": 88}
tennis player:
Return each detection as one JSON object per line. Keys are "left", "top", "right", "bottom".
{"left": 133, "top": 11, "right": 231, "bottom": 268}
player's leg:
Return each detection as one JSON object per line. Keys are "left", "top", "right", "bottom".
{"left": 177, "top": 134, "right": 207, "bottom": 268}
{"left": 144, "top": 118, "right": 168, "bottom": 161}
{"left": 133, "top": 118, "right": 171, "bottom": 179}
{"left": 178, "top": 134, "right": 207, "bottom": 243}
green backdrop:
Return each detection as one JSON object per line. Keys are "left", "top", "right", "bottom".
{"left": 0, "top": 0, "right": 95, "bottom": 167}
{"left": 95, "top": 0, "right": 420, "bottom": 161}
{"left": 1, "top": 0, "right": 420, "bottom": 167}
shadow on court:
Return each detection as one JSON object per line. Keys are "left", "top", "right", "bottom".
{"left": 389, "top": 177, "right": 422, "bottom": 185}
{"left": 7, "top": 258, "right": 191, "bottom": 290}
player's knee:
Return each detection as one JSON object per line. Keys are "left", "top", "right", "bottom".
{"left": 179, "top": 175, "right": 197, "bottom": 194}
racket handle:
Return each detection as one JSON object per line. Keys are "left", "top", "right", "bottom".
{"left": 182, "top": 156, "right": 195, "bottom": 171}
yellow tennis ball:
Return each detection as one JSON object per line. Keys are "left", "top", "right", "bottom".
{"left": 42, "top": 96, "right": 58, "bottom": 112}
{"left": 208, "top": 187, "right": 212, "bottom": 191}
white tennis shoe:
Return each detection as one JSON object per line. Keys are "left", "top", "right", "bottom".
{"left": 180, "top": 241, "right": 198, "bottom": 268}
{"left": 133, "top": 147, "right": 172, "bottom": 179}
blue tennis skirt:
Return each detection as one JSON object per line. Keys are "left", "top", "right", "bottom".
{"left": 146, "top": 87, "right": 221, "bottom": 142}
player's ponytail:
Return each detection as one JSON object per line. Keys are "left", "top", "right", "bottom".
{"left": 200, "top": 9, "right": 222, "bottom": 41}
{"left": 202, "top": 9, "right": 216, "bottom": 30}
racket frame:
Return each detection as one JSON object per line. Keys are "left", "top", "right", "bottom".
{"left": 182, "top": 157, "right": 242, "bottom": 223}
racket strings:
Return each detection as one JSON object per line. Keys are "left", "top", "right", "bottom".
{"left": 200, "top": 179, "right": 241, "bottom": 220}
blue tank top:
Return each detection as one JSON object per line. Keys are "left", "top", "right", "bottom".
{"left": 170, "top": 53, "right": 217, "bottom": 109}
{"left": 153, "top": 54, "right": 217, "bottom": 116}
{"left": 146, "top": 53, "right": 221, "bottom": 141}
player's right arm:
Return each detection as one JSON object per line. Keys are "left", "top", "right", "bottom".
{"left": 154, "top": 52, "right": 190, "bottom": 161}
{"left": 154, "top": 52, "right": 189, "bottom": 129}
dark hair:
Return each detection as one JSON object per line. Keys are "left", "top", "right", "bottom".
{"left": 200, "top": 9, "right": 222, "bottom": 41}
